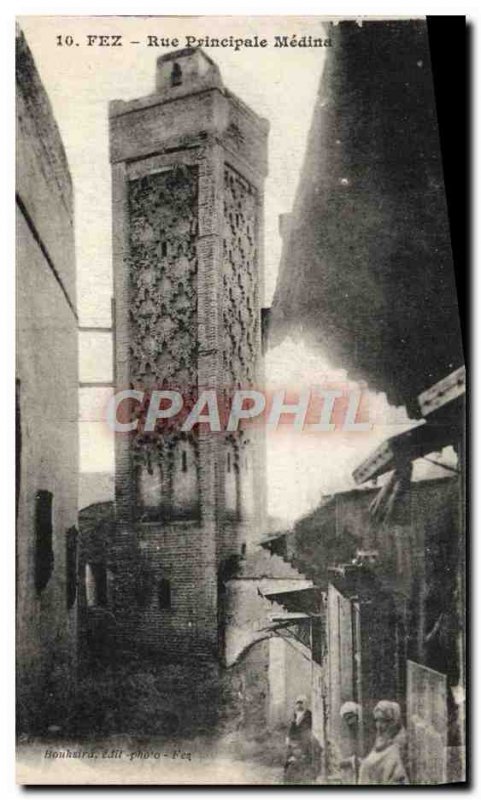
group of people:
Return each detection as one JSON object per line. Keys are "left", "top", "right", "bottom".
{"left": 283, "top": 695, "right": 409, "bottom": 785}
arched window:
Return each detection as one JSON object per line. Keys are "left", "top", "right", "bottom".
{"left": 158, "top": 577, "right": 171, "bottom": 610}
{"left": 171, "top": 62, "right": 182, "bottom": 87}
{"left": 138, "top": 461, "right": 163, "bottom": 509}
{"left": 240, "top": 447, "right": 255, "bottom": 519}
{"left": 66, "top": 526, "right": 78, "bottom": 610}
{"left": 85, "top": 561, "right": 107, "bottom": 608}
{"left": 135, "top": 561, "right": 154, "bottom": 609}
{"left": 225, "top": 441, "right": 238, "bottom": 517}
{"left": 172, "top": 440, "right": 199, "bottom": 518}
{"left": 85, "top": 563, "right": 96, "bottom": 608}
{"left": 34, "top": 490, "right": 54, "bottom": 594}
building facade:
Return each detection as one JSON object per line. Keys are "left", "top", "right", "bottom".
{"left": 16, "top": 26, "right": 79, "bottom": 732}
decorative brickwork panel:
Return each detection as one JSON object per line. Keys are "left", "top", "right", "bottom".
{"left": 127, "top": 166, "right": 200, "bottom": 515}
{"left": 222, "top": 165, "right": 258, "bottom": 389}
{"left": 128, "top": 165, "right": 198, "bottom": 389}
{"left": 222, "top": 166, "right": 259, "bottom": 519}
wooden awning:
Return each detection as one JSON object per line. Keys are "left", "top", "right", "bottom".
{"left": 328, "top": 563, "right": 385, "bottom": 600}
{"left": 263, "top": 586, "right": 325, "bottom": 615}
{"left": 353, "top": 368, "right": 465, "bottom": 485}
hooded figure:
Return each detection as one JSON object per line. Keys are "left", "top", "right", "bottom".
{"left": 359, "top": 701, "right": 408, "bottom": 785}
{"left": 287, "top": 695, "right": 312, "bottom": 746}
{"left": 339, "top": 701, "right": 362, "bottom": 783}
{"left": 284, "top": 695, "right": 319, "bottom": 784}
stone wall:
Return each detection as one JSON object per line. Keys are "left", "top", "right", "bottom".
{"left": 16, "top": 26, "right": 78, "bottom": 732}
{"left": 223, "top": 548, "right": 312, "bottom": 667}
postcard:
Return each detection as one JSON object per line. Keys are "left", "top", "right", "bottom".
{"left": 16, "top": 14, "right": 466, "bottom": 785}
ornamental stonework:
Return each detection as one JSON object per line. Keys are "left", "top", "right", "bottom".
{"left": 128, "top": 165, "right": 198, "bottom": 392}
{"left": 127, "top": 165, "right": 199, "bottom": 493}
{"left": 222, "top": 165, "right": 258, "bottom": 389}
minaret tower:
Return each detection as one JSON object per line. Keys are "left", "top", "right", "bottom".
{"left": 109, "top": 49, "right": 268, "bottom": 660}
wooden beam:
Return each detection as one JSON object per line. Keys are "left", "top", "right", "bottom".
{"left": 417, "top": 365, "right": 465, "bottom": 417}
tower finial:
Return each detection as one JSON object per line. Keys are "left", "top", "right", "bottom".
{"left": 155, "top": 48, "right": 223, "bottom": 94}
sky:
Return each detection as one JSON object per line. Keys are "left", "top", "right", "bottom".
{"left": 19, "top": 15, "right": 454, "bottom": 522}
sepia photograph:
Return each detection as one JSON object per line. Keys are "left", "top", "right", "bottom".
{"left": 15, "top": 14, "right": 466, "bottom": 785}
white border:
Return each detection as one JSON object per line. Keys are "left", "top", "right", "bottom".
{"left": 2, "top": 3, "right": 477, "bottom": 798}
